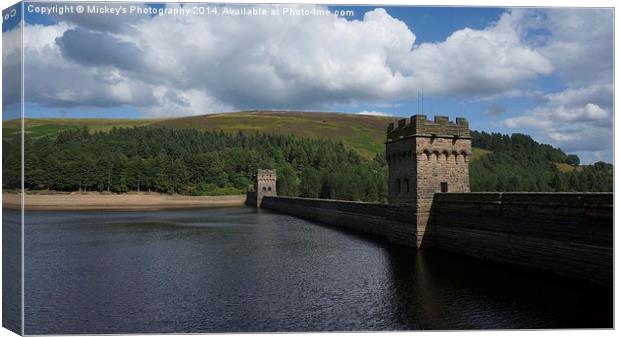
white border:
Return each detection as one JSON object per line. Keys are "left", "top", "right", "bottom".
{"left": 0, "top": 1, "right": 616, "bottom": 337}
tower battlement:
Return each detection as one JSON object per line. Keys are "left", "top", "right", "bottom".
{"left": 386, "top": 114, "right": 472, "bottom": 248}
{"left": 387, "top": 115, "right": 471, "bottom": 142}
{"left": 257, "top": 169, "right": 277, "bottom": 181}
{"left": 254, "top": 169, "right": 277, "bottom": 207}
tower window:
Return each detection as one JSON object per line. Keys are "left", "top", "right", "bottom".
{"left": 404, "top": 178, "right": 410, "bottom": 193}
{"left": 262, "top": 186, "right": 267, "bottom": 191}
{"left": 440, "top": 182, "right": 448, "bottom": 193}
{"left": 268, "top": 186, "right": 272, "bottom": 191}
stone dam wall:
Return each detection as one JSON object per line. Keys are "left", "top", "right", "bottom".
{"left": 245, "top": 191, "right": 257, "bottom": 207}
{"left": 260, "top": 193, "right": 612, "bottom": 286}
{"left": 260, "top": 196, "right": 419, "bottom": 245}
{"left": 431, "top": 193, "right": 612, "bottom": 287}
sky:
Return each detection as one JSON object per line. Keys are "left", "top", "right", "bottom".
{"left": 2, "top": 2, "right": 614, "bottom": 163}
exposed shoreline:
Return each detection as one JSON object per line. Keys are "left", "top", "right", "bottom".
{"left": 2, "top": 192, "right": 247, "bottom": 211}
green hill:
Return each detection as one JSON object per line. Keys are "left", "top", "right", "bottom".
{"left": 4, "top": 111, "right": 394, "bottom": 159}
{"left": 2, "top": 111, "right": 495, "bottom": 161}
{"left": 151, "top": 111, "right": 395, "bottom": 159}
{"left": 2, "top": 111, "right": 612, "bottom": 193}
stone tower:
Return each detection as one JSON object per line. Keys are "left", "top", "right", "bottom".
{"left": 386, "top": 115, "right": 471, "bottom": 248}
{"left": 256, "top": 169, "right": 277, "bottom": 207}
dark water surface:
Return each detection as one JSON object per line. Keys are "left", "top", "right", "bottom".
{"left": 24, "top": 207, "right": 611, "bottom": 334}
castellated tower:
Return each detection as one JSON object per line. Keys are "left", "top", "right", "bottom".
{"left": 386, "top": 115, "right": 471, "bottom": 248}
{"left": 256, "top": 169, "right": 277, "bottom": 207}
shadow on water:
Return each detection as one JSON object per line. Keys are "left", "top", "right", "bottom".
{"left": 383, "top": 246, "right": 612, "bottom": 330}
{"left": 256, "top": 207, "right": 612, "bottom": 330}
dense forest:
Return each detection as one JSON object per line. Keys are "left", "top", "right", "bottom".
{"left": 3, "top": 127, "right": 388, "bottom": 201}
{"left": 470, "top": 131, "right": 612, "bottom": 192}
{"left": 2, "top": 126, "right": 613, "bottom": 202}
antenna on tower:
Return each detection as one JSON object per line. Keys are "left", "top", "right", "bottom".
{"left": 421, "top": 87, "right": 424, "bottom": 114}
{"left": 417, "top": 90, "right": 420, "bottom": 114}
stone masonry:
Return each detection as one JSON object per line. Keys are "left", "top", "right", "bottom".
{"left": 386, "top": 115, "right": 471, "bottom": 248}
{"left": 255, "top": 169, "right": 277, "bottom": 207}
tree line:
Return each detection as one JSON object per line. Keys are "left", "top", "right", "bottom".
{"left": 470, "top": 131, "right": 612, "bottom": 192}
{"left": 2, "top": 126, "right": 612, "bottom": 202}
{"left": 3, "top": 126, "right": 388, "bottom": 202}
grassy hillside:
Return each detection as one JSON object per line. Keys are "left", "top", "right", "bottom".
{"left": 3, "top": 118, "right": 158, "bottom": 139}
{"left": 4, "top": 111, "right": 397, "bottom": 159}
{"left": 150, "top": 111, "right": 395, "bottom": 159}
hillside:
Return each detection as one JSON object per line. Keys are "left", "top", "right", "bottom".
{"left": 2, "top": 111, "right": 612, "bottom": 194}
{"left": 2, "top": 112, "right": 496, "bottom": 161}
{"left": 2, "top": 118, "right": 157, "bottom": 139}
{"left": 4, "top": 111, "right": 394, "bottom": 159}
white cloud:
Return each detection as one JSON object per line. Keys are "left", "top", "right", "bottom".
{"left": 498, "top": 8, "right": 613, "bottom": 163}
{"left": 22, "top": 5, "right": 553, "bottom": 116}
{"left": 356, "top": 110, "right": 393, "bottom": 117}
{"left": 502, "top": 85, "right": 612, "bottom": 157}
{"left": 544, "top": 84, "right": 613, "bottom": 110}
{"left": 404, "top": 11, "right": 552, "bottom": 96}
{"left": 538, "top": 8, "right": 613, "bottom": 86}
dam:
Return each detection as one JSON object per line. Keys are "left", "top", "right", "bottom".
{"left": 12, "top": 114, "right": 612, "bottom": 334}
{"left": 248, "top": 114, "right": 613, "bottom": 287}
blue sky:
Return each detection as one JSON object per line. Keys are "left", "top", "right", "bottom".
{"left": 3, "top": 3, "right": 613, "bottom": 163}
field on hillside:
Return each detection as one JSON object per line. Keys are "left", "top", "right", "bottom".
{"left": 150, "top": 111, "right": 397, "bottom": 159}
{"left": 3, "top": 111, "right": 494, "bottom": 160}
{"left": 2, "top": 118, "right": 158, "bottom": 139}
{"left": 4, "top": 111, "right": 401, "bottom": 159}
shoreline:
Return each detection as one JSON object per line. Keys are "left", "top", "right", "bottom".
{"left": 2, "top": 192, "right": 247, "bottom": 211}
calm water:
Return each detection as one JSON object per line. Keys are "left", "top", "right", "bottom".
{"left": 24, "top": 207, "right": 611, "bottom": 334}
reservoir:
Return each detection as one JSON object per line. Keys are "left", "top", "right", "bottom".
{"left": 24, "top": 207, "right": 611, "bottom": 334}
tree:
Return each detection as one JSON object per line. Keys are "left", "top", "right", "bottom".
{"left": 566, "top": 154, "right": 580, "bottom": 166}
{"left": 299, "top": 167, "right": 321, "bottom": 198}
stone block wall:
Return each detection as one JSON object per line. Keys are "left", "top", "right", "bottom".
{"left": 431, "top": 192, "right": 613, "bottom": 286}
{"left": 261, "top": 196, "right": 418, "bottom": 246}
{"left": 257, "top": 193, "right": 612, "bottom": 286}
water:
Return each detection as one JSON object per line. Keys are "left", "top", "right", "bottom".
{"left": 23, "top": 207, "right": 611, "bottom": 334}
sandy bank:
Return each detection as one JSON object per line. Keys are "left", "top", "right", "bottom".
{"left": 2, "top": 192, "right": 246, "bottom": 211}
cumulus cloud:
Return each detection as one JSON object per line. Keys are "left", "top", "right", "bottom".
{"left": 56, "top": 27, "right": 145, "bottom": 71}
{"left": 22, "top": 4, "right": 554, "bottom": 116}
{"left": 537, "top": 8, "right": 613, "bottom": 86}
{"left": 404, "top": 12, "right": 552, "bottom": 96}
{"left": 503, "top": 85, "right": 612, "bottom": 157}
{"left": 22, "top": 23, "right": 156, "bottom": 108}
{"left": 499, "top": 8, "right": 613, "bottom": 162}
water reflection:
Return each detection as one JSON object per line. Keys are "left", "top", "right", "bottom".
{"left": 24, "top": 207, "right": 611, "bottom": 334}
